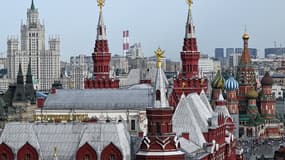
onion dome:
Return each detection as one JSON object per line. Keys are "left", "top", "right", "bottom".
{"left": 247, "top": 88, "right": 258, "bottom": 99}
{"left": 261, "top": 72, "right": 273, "bottom": 86}
{"left": 243, "top": 32, "right": 249, "bottom": 40}
{"left": 211, "top": 70, "right": 225, "bottom": 89}
{"left": 224, "top": 76, "right": 239, "bottom": 91}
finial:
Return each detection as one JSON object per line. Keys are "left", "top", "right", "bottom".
{"left": 243, "top": 25, "right": 249, "bottom": 40}
{"left": 31, "top": 0, "right": 35, "bottom": 10}
{"left": 154, "top": 48, "right": 165, "bottom": 68}
{"left": 97, "top": 0, "right": 105, "bottom": 12}
{"left": 186, "top": 0, "right": 193, "bottom": 9}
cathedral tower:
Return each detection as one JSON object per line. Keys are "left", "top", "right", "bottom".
{"left": 236, "top": 32, "right": 256, "bottom": 114}
{"left": 170, "top": 0, "right": 207, "bottom": 107}
{"left": 84, "top": 0, "right": 119, "bottom": 89}
{"left": 136, "top": 48, "right": 184, "bottom": 160}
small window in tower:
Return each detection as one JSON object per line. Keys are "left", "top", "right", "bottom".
{"left": 156, "top": 90, "right": 161, "bottom": 101}
{"left": 84, "top": 154, "right": 90, "bottom": 160}
{"left": 109, "top": 154, "right": 115, "bottom": 160}
{"left": 131, "top": 119, "right": 136, "bottom": 131}
{"left": 1, "top": 154, "right": 7, "bottom": 160}
{"left": 25, "top": 153, "right": 31, "bottom": 160}
{"left": 156, "top": 122, "right": 161, "bottom": 135}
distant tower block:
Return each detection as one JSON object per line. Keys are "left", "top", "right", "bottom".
{"left": 123, "top": 30, "right": 129, "bottom": 56}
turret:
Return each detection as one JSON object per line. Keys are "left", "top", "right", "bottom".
{"left": 236, "top": 31, "right": 256, "bottom": 114}
{"left": 260, "top": 72, "right": 276, "bottom": 119}
{"left": 136, "top": 48, "right": 184, "bottom": 160}
{"left": 211, "top": 70, "right": 225, "bottom": 107}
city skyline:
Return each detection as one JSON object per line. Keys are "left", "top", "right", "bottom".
{"left": 0, "top": 0, "right": 285, "bottom": 61}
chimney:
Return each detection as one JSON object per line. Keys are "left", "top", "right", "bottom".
{"left": 182, "top": 132, "right": 190, "bottom": 140}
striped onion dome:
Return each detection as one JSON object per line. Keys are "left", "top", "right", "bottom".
{"left": 224, "top": 76, "right": 239, "bottom": 91}
{"left": 211, "top": 70, "right": 225, "bottom": 89}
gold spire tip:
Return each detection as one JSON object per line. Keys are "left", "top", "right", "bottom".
{"left": 97, "top": 0, "right": 105, "bottom": 12}
{"left": 154, "top": 48, "right": 165, "bottom": 68}
{"left": 53, "top": 147, "right": 57, "bottom": 157}
{"left": 186, "top": 0, "right": 193, "bottom": 8}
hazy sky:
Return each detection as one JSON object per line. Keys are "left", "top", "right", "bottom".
{"left": 0, "top": 0, "right": 285, "bottom": 61}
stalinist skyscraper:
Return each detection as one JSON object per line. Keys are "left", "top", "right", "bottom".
{"left": 7, "top": 0, "right": 60, "bottom": 90}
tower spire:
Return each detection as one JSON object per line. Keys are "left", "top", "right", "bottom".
{"left": 185, "top": 0, "right": 195, "bottom": 38}
{"left": 31, "top": 0, "right": 35, "bottom": 10}
{"left": 154, "top": 48, "right": 169, "bottom": 108}
{"left": 240, "top": 31, "right": 251, "bottom": 64}
{"left": 17, "top": 63, "right": 24, "bottom": 85}
{"left": 96, "top": 0, "right": 107, "bottom": 40}
{"left": 26, "top": 58, "right": 33, "bottom": 84}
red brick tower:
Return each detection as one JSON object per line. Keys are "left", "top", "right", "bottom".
{"left": 236, "top": 32, "right": 256, "bottom": 113}
{"left": 136, "top": 48, "right": 184, "bottom": 160}
{"left": 84, "top": 0, "right": 119, "bottom": 89}
{"left": 260, "top": 72, "right": 276, "bottom": 119}
{"left": 170, "top": 0, "right": 207, "bottom": 107}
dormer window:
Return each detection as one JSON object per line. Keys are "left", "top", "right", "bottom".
{"left": 156, "top": 90, "right": 161, "bottom": 101}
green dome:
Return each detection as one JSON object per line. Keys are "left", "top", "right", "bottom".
{"left": 247, "top": 88, "right": 258, "bottom": 99}
{"left": 211, "top": 70, "right": 225, "bottom": 89}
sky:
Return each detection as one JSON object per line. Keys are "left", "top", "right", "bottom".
{"left": 0, "top": 0, "right": 285, "bottom": 61}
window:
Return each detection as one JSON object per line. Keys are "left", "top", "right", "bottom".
{"left": 109, "top": 154, "right": 115, "bottom": 160}
{"left": 25, "top": 153, "right": 31, "bottom": 160}
{"left": 156, "top": 90, "right": 161, "bottom": 101}
{"left": 84, "top": 154, "right": 90, "bottom": 160}
{"left": 1, "top": 154, "right": 7, "bottom": 160}
{"left": 156, "top": 122, "right": 161, "bottom": 135}
{"left": 131, "top": 119, "right": 136, "bottom": 131}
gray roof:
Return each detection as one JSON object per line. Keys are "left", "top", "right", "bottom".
{"left": 44, "top": 88, "right": 153, "bottom": 110}
{"left": 0, "top": 122, "right": 130, "bottom": 160}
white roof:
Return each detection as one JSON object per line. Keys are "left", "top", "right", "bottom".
{"left": 0, "top": 122, "right": 130, "bottom": 160}
{"left": 173, "top": 94, "right": 206, "bottom": 147}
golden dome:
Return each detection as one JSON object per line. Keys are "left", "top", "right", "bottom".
{"left": 247, "top": 88, "right": 258, "bottom": 99}
{"left": 243, "top": 32, "right": 250, "bottom": 40}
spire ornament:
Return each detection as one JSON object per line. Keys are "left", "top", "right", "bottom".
{"left": 97, "top": 0, "right": 105, "bottom": 12}
{"left": 186, "top": 0, "right": 193, "bottom": 9}
{"left": 155, "top": 48, "right": 165, "bottom": 68}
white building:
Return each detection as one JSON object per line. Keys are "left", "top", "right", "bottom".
{"left": 7, "top": 1, "right": 60, "bottom": 91}
{"left": 198, "top": 54, "right": 221, "bottom": 77}
{"left": 127, "top": 43, "right": 144, "bottom": 59}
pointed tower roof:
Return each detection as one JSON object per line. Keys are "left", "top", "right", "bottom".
{"left": 240, "top": 31, "right": 251, "bottom": 64}
{"left": 26, "top": 58, "right": 33, "bottom": 84}
{"left": 96, "top": 0, "right": 107, "bottom": 40}
{"left": 17, "top": 63, "right": 24, "bottom": 85}
{"left": 31, "top": 0, "right": 35, "bottom": 10}
{"left": 153, "top": 48, "right": 169, "bottom": 108}
{"left": 185, "top": 0, "right": 195, "bottom": 39}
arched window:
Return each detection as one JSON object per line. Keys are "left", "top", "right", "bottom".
{"left": 156, "top": 90, "right": 161, "bottom": 101}
{"left": 101, "top": 143, "right": 122, "bottom": 160}
{"left": 17, "top": 142, "right": 38, "bottom": 160}
{"left": 76, "top": 143, "right": 97, "bottom": 160}
{"left": 0, "top": 143, "right": 14, "bottom": 160}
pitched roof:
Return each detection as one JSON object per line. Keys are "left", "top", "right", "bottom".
{"left": 0, "top": 122, "right": 130, "bottom": 160}
{"left": 44, "top": 88, "right": 153, "bottom": 110}
{"left": 173, "top": 95, "right": 206, "bottom": 147}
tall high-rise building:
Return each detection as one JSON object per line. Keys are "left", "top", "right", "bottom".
{"left": 7, "top": 0, "right": 60, "bottom": 90}
{"left": 226, "top": 48, "right": 235, "bottom": 58}
{"left": 214, "top": 48, "right": 224, "bottom": 60}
